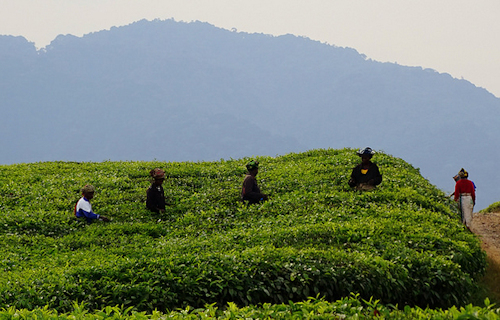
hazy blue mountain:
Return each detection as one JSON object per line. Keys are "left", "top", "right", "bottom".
{"left": 1, "top": 19, "right": 499, "bottom": 209}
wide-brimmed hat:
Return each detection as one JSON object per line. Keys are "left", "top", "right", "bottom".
{"left": 246, "top": 160, "right": 259, "bottom": 171}
{"left": 357, "top": 147, "right": 375, "bottom": 157}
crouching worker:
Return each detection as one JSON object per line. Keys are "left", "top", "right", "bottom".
{"left": 348, "top": 147, "right": 382, "bottom": 191}
{"left": 241, "top": 160, "right": 268, "bottom": 204}
{"left": 146, "top": 168, "right": 167, "bottom": 213}
{"left": 75, "top": 184, "right": 110, "bottom": 223}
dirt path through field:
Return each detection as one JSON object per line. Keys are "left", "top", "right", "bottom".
{"left": 470, "top": 211, "right": 500, "bottom": 302}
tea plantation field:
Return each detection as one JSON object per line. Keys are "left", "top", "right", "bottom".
{"left": 0, "top": 148, "right": 487, "bottom": 314}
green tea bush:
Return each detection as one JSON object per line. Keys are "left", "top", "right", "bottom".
{"left": 0, "top": 149, "right": 486, "bottom": 312}
{"left": 2, "top": 296, "right": 500, "bottom": 319}
{"left": 480, "top": 201, "right": 500, "bottom": 213}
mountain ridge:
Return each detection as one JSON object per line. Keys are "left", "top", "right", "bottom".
{"left": 1, "top": 18, "right": 499, "bottom": 209}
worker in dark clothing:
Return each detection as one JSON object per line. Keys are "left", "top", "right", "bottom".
{"left": 241, "top": 160, "right": 268, "bottom": 204}
{"left": 348, "top": 147, "right": 382, "bottom": 191}
{"left": 146, "top": 168, "right": 166, "bottom": 213}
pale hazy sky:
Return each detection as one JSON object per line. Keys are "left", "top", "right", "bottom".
{"left": 1, "top": 0, "right": 499, "bottom": 98}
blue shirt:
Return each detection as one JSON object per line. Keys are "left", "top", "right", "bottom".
{"left": 75, "top": 197, "right": 100, "bottom": 222}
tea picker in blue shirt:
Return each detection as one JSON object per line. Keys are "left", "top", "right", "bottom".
{"left": 75, "top": 184, "right": 110, "bottom": 223}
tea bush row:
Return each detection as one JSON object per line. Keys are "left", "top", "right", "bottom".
{"left": 1, "top": 296, "right": 500, "bottom": 319}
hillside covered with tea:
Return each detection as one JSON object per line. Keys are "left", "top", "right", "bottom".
{"left": 0, "top": 148, "right": 486, "bottom": 312}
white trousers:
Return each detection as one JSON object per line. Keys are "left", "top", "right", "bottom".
{"left": 459, "top": 195, "right": 474, "bottom": 227}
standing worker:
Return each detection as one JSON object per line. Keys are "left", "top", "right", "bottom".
{"left": 454, "top": 168, "right": 476, "bottom": 229}
{"left": 146, "top": 168, "right": 167, "bottom": 213}
{"left": 348, "top": 147, "right": 383, "bottom": 191}
{"left": 241, "top": 160, "right": 268, "bottom": 204}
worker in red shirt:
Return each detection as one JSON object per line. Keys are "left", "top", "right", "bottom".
{"left": 454, "top": 168, "right": 475, "bottom": 229}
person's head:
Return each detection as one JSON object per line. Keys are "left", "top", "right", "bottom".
{"left": 357, "top": 147, "right": 375, "bottom": 163}
{"left": 246, "top": 160, "right": 259, "bottom": 175}
{"left": 458, "top": 168, "right": 469, "bottom": 179}
{"left": 150, "top": 168, "right": 165, "bottom": 185}
{"left": 81, "top": 184, "right": 95, "bottom": 200}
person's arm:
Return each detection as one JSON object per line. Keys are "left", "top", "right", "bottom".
{"left": 241, "top": 176, "right": 252, "bottom": 198}
{"left": 146, "top": 187, "right": 157, "bottom": 212}
{"left": 348, "top": 167, "right": 358, "bottom": 187}
{"left": 454, "top": 182, "right": 460, "bottom": 202}
{"left": 471, "top": 181, "right": 476, "bottom": 204}
{"left": 242, "top": 176, "right": 267, "bottom": 200}
{"left": 369, "top": 164, "right": 383, "bottom": 186}
{"left": 78, "top": 207, "right": 100, "bottom": 220}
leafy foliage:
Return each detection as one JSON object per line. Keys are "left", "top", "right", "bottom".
{"left": 2, "top": 296, "right": 500, "bottom": 319}
{"left": 480, "top": 201, "right": 500, "bottom": 214}
{"left": 0, "top": 149, "right": 486, "bottom": 312}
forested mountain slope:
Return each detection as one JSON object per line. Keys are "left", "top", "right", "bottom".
{"left": 1, "top": 19, "right": 499, "bottom": 209}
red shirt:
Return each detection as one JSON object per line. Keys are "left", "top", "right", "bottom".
{"left": 454, "top": 179, "right": 475, "bottom": 202}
